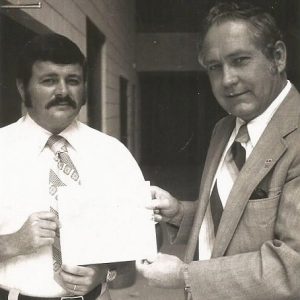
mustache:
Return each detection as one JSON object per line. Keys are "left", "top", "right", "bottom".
{"left": 45, "top": 96, "right": 77, "bottom": 109}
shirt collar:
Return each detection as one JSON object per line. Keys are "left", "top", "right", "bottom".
{"left": 235, "top": 80, "right": 291, "bottom": 147}
{"left": 22, "top": 114, "right": 79, "bottom": 153}
{"left": 58, "top": 121, "right": 80, "bottom": 151}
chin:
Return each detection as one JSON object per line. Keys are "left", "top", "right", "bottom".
{"left": 231, "top": 106, "right": 257, "bottom": 121}
{"left": 52, "top": 111, "right": 77, "bottom": 121}
{"left": 236, "top": 114, "right": 256, "bottom": 122}
{"left": 49, "top": 118, "right": 74, "bottom": 132}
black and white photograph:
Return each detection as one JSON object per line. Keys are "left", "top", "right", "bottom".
{"left": 0, "top": 1, "right": 300, "bottom": 299}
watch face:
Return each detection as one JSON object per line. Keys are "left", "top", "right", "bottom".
{"left": 107, "top": 269, "right": 117, "bottom": 282}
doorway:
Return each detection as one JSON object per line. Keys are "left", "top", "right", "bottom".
{"left": 86, "top": 18, "right": 105, "bottom": 131}
{"left": 0, "top": 12, "right": 36, "bottom": 127}
{"left": 140, "top": 71, "right": 225, "bottom": 166}
{"left": 120, "top": 76, "right": 128, "bottom": 146}
{"left": 139, "top": 71, "right": 225, "bottom": 199}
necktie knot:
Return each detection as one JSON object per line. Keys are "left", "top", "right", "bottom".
{"left": 47, "top": 135, "right": 68, "bottom": 155}
{"left": 235, "top": 124, "right": 250, "bottom": 144}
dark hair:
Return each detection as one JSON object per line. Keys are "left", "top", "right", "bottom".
{"left": 198, "top": 1, "right": 283, "bottom": 66}
{"left": 16, "top": 33, "right": 86, "bottom": 86}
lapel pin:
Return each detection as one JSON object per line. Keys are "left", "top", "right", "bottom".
{"left": 264, "top": 159, "right": 272, "bottom": 168}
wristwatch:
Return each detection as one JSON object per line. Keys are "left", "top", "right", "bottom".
{"left": 106, "top": 268, "right": 117, "bottom": 282}
{"left": 182, "top": 264, "right": 191, "bottom": 294}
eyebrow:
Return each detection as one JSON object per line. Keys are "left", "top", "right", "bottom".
{"left": 40, "top": 73, "right": 82, "bottom": 78}
{"left": 40, "top": 73, "right": 58, "bottom": 77}
{"left": 226, "top": 50, "right": 252, "bottom": 58}
{"left": 204, "top": 50, "right": 252, "bottom": 64}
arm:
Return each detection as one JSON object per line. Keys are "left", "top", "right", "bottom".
{"left": 139, "top": 163, "right": 300, "bottom": 299}
{"left": 138, "top": 116, "right": 300, "bottom": 299}
{"left": 138, "top": 180, "right": 300, "bottom": 300}
{"left": 0, "top": 211, "right": 57, "bottom": 262}
{"left": 185, "top": 173, "right": 300, "bottom": 300}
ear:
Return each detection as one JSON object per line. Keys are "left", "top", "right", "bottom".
{"left": 273, "top": 40, "right": 287, "bottom": 73}
{"left": 16, "top": 79, "right": 26, "bottom": 102}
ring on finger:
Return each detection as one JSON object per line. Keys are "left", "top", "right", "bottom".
{"left": 154, "top": 209, "right": 160, "bottom": 214}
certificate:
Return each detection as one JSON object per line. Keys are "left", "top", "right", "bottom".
{"left": 57, "top": 181, "right": 157, "bottom": 265}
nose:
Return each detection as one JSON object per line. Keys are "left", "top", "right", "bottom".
{"left": 55, "top": 79, "right": 68, "bottom": 97}
{"left": 222, "top": 65, "right": 238, "bottom": 88}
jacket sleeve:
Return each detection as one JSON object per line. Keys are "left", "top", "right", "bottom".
{"left": 166, "top": 200, "right": 199, "bottom": 244}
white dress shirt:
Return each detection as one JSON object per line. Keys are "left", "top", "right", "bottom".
{"left": 198, "top": 80, "right": 292, "bottom": 260}
{"left": 0, "top": 114, "right": 144, "bottom": 297}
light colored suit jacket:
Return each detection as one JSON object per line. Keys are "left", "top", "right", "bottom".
{"left": 176, "top": 85, "right": 300, "bottom": 299}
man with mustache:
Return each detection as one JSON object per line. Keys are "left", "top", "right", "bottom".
{"left": 45, "top": 95, "right": 77, "bottom": 110}
{"left": 0, "top": 34, "right": 144, "bottom": 300}
{"left": 137, "top": 2, "right": 300, "bottom": 299}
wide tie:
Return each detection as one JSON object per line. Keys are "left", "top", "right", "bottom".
{"left": 47, "top": 135, "right": 80, "bottom": 275}
{"left": 210, "top": 124, "right": 250, "bottom": 235}
{"left": 231, "top": 124, "right": 249, "bottom": 171}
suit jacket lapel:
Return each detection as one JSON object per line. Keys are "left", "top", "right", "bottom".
{"left": 212, "top": 85, "right": 300, "bottom": 257}
{"left": 184, "top": 116, "right": 235, "bottom": 262}
{"left": 212, "top": 126, "right": 286, "bottom": 257}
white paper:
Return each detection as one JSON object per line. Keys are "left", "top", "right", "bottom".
{"left": 57, "top": 181, "right": 157, "bottom": 265}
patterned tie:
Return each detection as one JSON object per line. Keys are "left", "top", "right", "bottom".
{"left": 47, "top": 135, "right": 80, "bottom": 274}
{"left": 210, "top": 124, "right": 250, "bottom": 235}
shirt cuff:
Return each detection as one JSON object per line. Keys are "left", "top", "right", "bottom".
{"left": 99, "top": 282, "right": 107, "bottom": 296}
{"left": 168, "top": 201, "right": 184, "bottom": 227}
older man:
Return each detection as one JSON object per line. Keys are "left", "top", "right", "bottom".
{"left": 138, "top": 2, "right": 300, "bottom": 299}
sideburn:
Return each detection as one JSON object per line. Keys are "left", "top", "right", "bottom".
{"left": 24, "top": 88, "right": 33, "bottom": 108}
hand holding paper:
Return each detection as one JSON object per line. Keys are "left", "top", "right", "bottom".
{"left": 58, "top": 181, "right": 157, "bottom": 265}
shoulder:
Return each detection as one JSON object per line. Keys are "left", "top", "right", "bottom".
{"left": 77, "top": 122, "right": 129, "bottom": 150}
{"left": 76, "top": 121, "right": 138, "bottom": 161}
{"left": 76, "top": 122, "right": 144, "bottom": 178}
{"left": 0, "top": 119, "right": 25, "bottom": 158}
{"left": 212, "top": 115, "right": 235, "bottom": 135}
{"left": 215, "top": 115, "right": 234, "bottom": 127}
{"left": 0, "top": 118, "right": 23, "bottom": 141}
